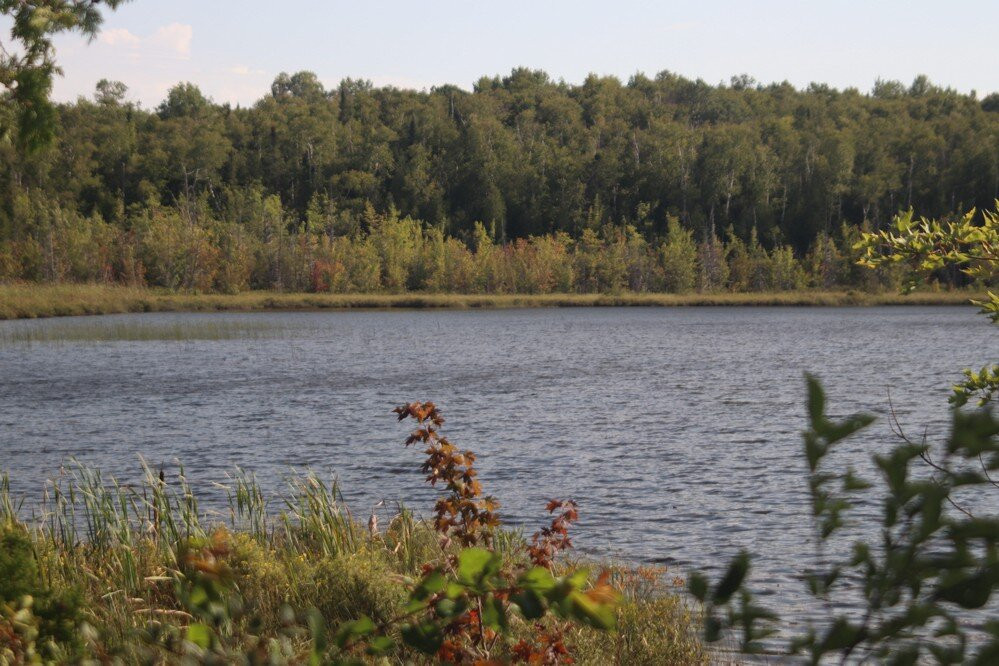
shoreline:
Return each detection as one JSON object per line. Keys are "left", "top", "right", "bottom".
{"left": 0, "top": 283, "right": 982, "bottom": 320}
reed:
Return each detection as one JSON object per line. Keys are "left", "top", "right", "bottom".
{"left": 0, "top": 463, "right": 706, "bottom": 664}
{"left": 0, "top": 282, "right": 982, "bottom": 320}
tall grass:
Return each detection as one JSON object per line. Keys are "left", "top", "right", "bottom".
{"left": 0, "top": 282, "right": 982, "bottom": 321}
{"left": 0, "top": 463, "right": 706, "bottom": 664}
{"left": 281, "top": 473, "right": 360, "bottom": 558}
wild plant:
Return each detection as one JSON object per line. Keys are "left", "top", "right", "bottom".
{"left": 223, "top": 468, "right": 268, "bottom": 542}
{"left": 394, "top": 401, "right": 501, "bottom": 548}
{"left": 0, "top": 474, "right": 20, "bottom": 526}
{"left": 691, "top": 376, "right": 999, "bottom": 663}
{"left": 0, "top": 403, "right": 634, "bottom": 664}
{"left": 686, "top": 207, "right": 999, "bottom": 663}
{"left": 528, "top": 500, "right": 579, "bottom": 569}
{"left": 328, "top": 402, "right": 619, "bottom": 663}
{"left": 281, "top": 473, "right": 359, "bottom": 558}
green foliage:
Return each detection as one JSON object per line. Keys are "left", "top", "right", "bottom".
{"left": 0, "top": 525, "right": 87, "bottom": 661}
{"left": 659, "top": 216, "right": 698, "bottom": 293}
{"left": 572, "top": 566, "right": 705, "bottom": 665}
{"left": 4, "top": 68, "right": 998, "bottom": 294}
{"left": 0, "top": 526, "right": 39, "bottom": 601}
{"left": 0, "top": 0, "right": 131, "bottom": 151}
{"left": 953, "top": 365, "right": 999, "bottom": 407}
{"left": 694, "top": 375, "right": 999, "bottom": 663}
{"left": 858, "top": 206, "right": 999, "bottom": 406}
{"left": 310, "top": 549, "right": 406, "bottom": 626}
{"left": 701, "top": 201, "right": 999, "bottom": 666}
{"left": 327, "top": 549, "right": 619, "bottom": 662}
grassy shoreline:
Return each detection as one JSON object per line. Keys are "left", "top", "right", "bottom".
{"left": 0, "top": 465, "right": 705, "bottom": 664}
{"left": 0, "top": 283, "right": 982, "bottom": 320}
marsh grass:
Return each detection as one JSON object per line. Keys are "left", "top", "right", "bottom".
{"left": 0, "top": 313, "right": 283, "bottom": 345}
{"left": 0, "top": 282, "right": 981, "bottom": 321}
{"left": 0, "top": 463, "right": 706, "bottom": 664}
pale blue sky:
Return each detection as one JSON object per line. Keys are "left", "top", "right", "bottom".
{"left": 47, "top": 0, "right": 999, "bottom": 108}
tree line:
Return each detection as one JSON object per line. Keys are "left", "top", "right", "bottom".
{"left": 1, "top": 69, "right": 997, "bottom": 292}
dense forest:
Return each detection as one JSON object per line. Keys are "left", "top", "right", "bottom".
{"left": 1, "top": 69, "right": 997, "bottom": 293}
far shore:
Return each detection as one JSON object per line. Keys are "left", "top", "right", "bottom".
{"left": 0, "top": 283, "right": 983, "bottom": 320}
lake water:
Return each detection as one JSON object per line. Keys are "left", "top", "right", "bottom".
{"left": 1, "top": 305, "right": 995, "bottom": 632}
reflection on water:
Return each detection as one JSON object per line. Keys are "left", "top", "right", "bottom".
{"left": 0, "top": 306, "right": 995, "bottom": 631}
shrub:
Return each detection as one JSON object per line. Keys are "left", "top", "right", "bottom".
{"left": 0, "top": 525, "right": 87, "bottom": 661}
{"left": 310, "top": 548, "right": 406, "bottom": 627}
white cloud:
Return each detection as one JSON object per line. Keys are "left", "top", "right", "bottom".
{"left": 149, "top": 23, "right": 194, "bottom": 58}
{"left": 96, "top": 23, "right": 193, "bottom": 59}
{"left": 228, "top": 65, "right": 266, "bottom": 77}
{"left": 98, "top": 28, "right": 141, "bottom": 48}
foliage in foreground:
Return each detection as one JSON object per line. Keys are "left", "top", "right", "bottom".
{"left": 858, "top": 205, "right": 999, "bottom": 407}
{"left": 692, "top": 206, "right": 999, "bottom": 663}
{"left": 0, "top": 406, "right": 703, "bottom": 664}
{"left": 0, "top": 0, "right": 131, "bottom": 151}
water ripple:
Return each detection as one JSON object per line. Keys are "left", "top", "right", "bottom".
{"left": 0, "top": 305, "right": 995, "bottom": 632}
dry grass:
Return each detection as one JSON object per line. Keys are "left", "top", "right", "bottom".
{"left": 0, "top": 282, "right": 982, "bottom": 320}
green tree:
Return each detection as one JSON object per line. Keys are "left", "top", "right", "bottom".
{"left": 0, "top": 0, "right": 131, "bottom": 150}
{"left": 659, "top": 216, "right": 698, "bottom": 293}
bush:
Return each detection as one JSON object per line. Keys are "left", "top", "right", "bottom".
{"left": 0, "top": 525, "right": 86, "bottom": 661}
{"left": 310, "top": 548, "right": 407, "bottom": 627}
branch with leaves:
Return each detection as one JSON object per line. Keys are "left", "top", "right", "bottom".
{"left": 326, "top": 402, "right": 620, "bottom": 664}
{"left": 1, "top": 0, "right": 131, "bottom": 150}
{"left": 692, "top": 376, "right": 999, "bottom": 664}
{"left": 857, "top": 205, "right": 999, "bottom": 406}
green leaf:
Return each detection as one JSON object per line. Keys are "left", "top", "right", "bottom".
{"left": 412, "top": 568, "right": 446, "bottom": 600}
{"left": 518, "top": 566, "right": 556, "bottom": 594}
{"left": 817, "top": 617, "right": 864, "bottom": 653}
{"left": 565, "top": 568, "right": 590, "bottom": 590}
{"left": 445, "top": 581, "right": 466, "bottom": 599}
{"left": 806, "top": 373, "right": 825, "bottom": 429}
{"left": 712, "top": 550, "right": 750, "bottom": 604}
{"left": 567, "top": 591, "right": 616, "bottom": 631}
{"left": 511, "top": 590, "right": 545, "bottom": 619}
{"left": 934, "top": 566, "right": 999, "bottom": 609}
{"left": 307, "top": 607, "right": 327, "bottom": 653}
{"left": 704, "top": 614, "right": 723, "bottom": 642}
{"left": 366, "top": 635, "right": 395, "bottom": 655}
{"left": 456, "top": 547, "right": 500, "bottom": 591}
{"left": 188, "top": 584, "right": 208, "bottom": 608}
{"left": 948, "top": 409, "right": 999, "bottom": 457}
{"left": 546, "top": 569, "right": 589, "bottom": 608}
{"left": 401, "top": 620, "right": 443, "bottom": 655}
{"left": 334, "top": 615, "right": 376, "bottom": 648}
{"left": 481, "top": 594, "right": 508, "bottom": 630}
{"left": 842, "top": 468, "right": 872, "bottom": 492}
{"left": 186, "top": 622, "right": 212, "bottom": 649}
{"left": 688, "top": 572, "right": 708, "bottom": 602}
{"left": 434, "top": 597, "right": 466, "bottom": 619}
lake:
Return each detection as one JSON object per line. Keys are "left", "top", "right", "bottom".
{"left": 1, "top": 305, "right": 995, "bottom": 630}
